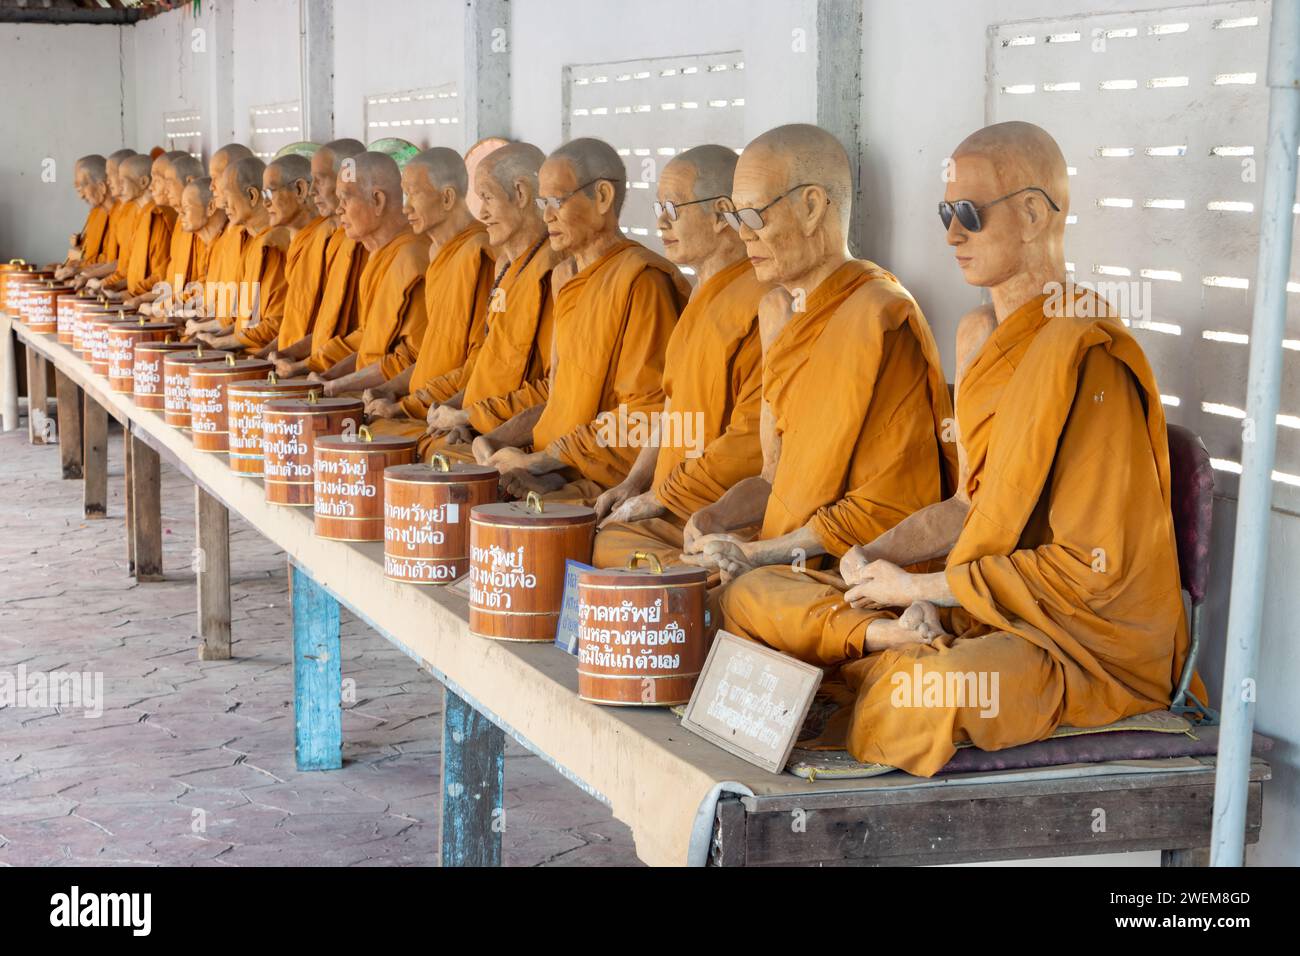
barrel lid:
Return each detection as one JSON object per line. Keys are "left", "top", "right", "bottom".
{"left": 107, "top": 319, "right": 178, "bottom": 332}
{"left": 163, "top": 349, "right": 235, "bottom": 366}
{"left": 578, "top": 555, "right": 708, "bottom": 588}
{"left": 134, "top": 341, "right": 196, "bottom": 353}
{"left": 190, "top": 358, "right": 275, "bottom": 377}
{"left": 471, "top": 495, "right": 595, "bottom": 527}
{"left": 227, "top": 377, "right": 323, "bottom": 396}
{"left": 386, "top": 459, "right": 498, "bottom": 484}
{"left": 316, "top": 427, "right": 418, "bottom": 451}
{"left": 264, "top": 395, "right": 364, "bottom": 414}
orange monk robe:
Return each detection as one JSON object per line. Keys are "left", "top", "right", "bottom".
{"left": 275, "top": 215, "right": 335, "bottom": 351}
{"left": 102, "top": 200, "right": 156, "bottom": 288}
{"left": 232, "top": 225, "right": 289, "bottom": 350}
{"left": 101, "top": 200, "right": 134, "bottom": 266}
{"left": 532, "top": 239, "right": 690, "bottom": 501}
{"left": 78, "top": 206, "right": 112, "bottom": 265}
{"left": 119, "top": 201, "right": 178, "bottom": 296}
{"left": 199, "top": 224, "right": 250, "bottom": 330}
{"left": 723, "top": 289, "right": 1198, "bottom": 777}
{"left": 307, "top": 228, "right": 369, "bottom": 373}
{"left": 460, "top": 240, "right": 563, "bottom": 436}
{"left": 593, "top": 258, "right": 768, "bottom": 567}
{"left": 398, "top": 224, "right": 496, "bottom": 415}
{"left": 350, "top": 231, "right": 431, "bottom": 379}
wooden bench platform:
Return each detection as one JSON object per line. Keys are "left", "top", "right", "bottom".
{"left": 1, "top": 315, "right": 1269, "bottom": 867}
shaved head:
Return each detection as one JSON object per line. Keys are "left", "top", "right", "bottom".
{"left": 107, "top": 148, "right": 137, "bottom": 165}
{"left": 170, "top": 154, "right": 204, "bottom": 184}
{"left": 121, "top": 154, "right": 153, "bottom": 179}
{"left": 481, "top": 142, "right": 545, "bottom": 196}
{"left": 407, "top": 147, "right": 469, "bottom": 195}
{"left": 321, "top": 138, "right": 366, "bottom": 170}
{"left": 213, "top": 143, "right": 254, "bottom": 167}
{"left": 229, "top": 156, "right": 267, "bottom": 193}
{"left": 671, "top": 144, "right": 739, "bottom": 200}
{"left": 951, "top": 121, "right": 1070, "bottom": 219}
{"left": 185, "top": 176, "right": 215, "bottom": 208}
{"left": 548, "top": 137, "right": 626, "bottom": 215}
{"left": 350, "top": 151, "right": 403, "bottom": 197}
{"left": 164, "top": 149, "right": 190, "bottom": 164}
{"left": 78, "top": 155, "right": 108, "bottom": 183}
{"left": 743, "top": 124, "right": 852, "bottom": 229}
{"left": 269, "top": 153, "right": 312, "bottom": 183}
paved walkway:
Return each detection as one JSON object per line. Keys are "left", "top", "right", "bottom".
{"left": 0, "top": 419, "right": 639, "bottom": 866}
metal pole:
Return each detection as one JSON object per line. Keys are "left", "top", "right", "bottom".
{"left": 1210, "top": 0, "right": 1300, "bottom": 867}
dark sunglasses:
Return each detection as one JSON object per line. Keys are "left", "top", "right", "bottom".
{"left": 938, "top": 186, "right": 1061, "bottom": 232}
{"left": 653, "top": 195, "right": 728, "bottom": 221}
{"left": 722, "top": 183, "right": 822, "bottom": 231}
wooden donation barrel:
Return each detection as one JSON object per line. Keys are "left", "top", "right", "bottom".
{"left": 313, "top": 426, "right": 418, "bottom": 541}
{"left": 107, "top": 319, "right": 179, "bottom": 394}
{"left": 383, "top": 455, "right": 499, "bottom": 584}
{"left": 576, "top": 553, "right": 708, "bottom": 706}
{"left": 189, "top": 356, "right": 275, "bottom": 453}
{"left": 226, "top": 377, "right": 323, "bottom": 475}
{"left": 468, "top": 492, "right": 595, "bottom": 642}
{"left": 133, "top": 341, "right": 196, "bottom": 410}
{"left": 70, "top": 301, "right": 122, "bottom": 356}
{"left": 88, "top": 313, "right": 139, "bottom": 376}
{"left": 4, "top": 268, "right": 52, "bottom": 318}
{"left": 262, "top": 395, "right": 363, "bottom": 506}
{"left": 55, "top": 293, "right": 81, "bottom": 343}
{"left": 21, "top": 281, "right": 70, "bottom": 333}
{"left": 0, "top": 260, "right": 32, "bottom": 314}
{"left": 162, "top": 349, "right": 232, "bottom": 429}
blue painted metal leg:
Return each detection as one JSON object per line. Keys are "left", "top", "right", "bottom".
{"left": 291, "top": 561, "right": 342, "bottom": 771}
{"left": 441, "top": 688, "right": 504, "bottom": 866}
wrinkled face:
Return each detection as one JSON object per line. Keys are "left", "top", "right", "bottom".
{"left": 263, "top": 165, "right": 306, "bottom": 228}
{"left": 73, "top": 166, "right": 89, "bottom": 203}
{"left": 165, "top": 167, "right": 188, "bottom": 208}
{"left": 402, "top": 164, "right": 452, "bottom": 236}
{"left": 464, "top": 137, "right": 509, "bottom": 219}
{"left": 942, "top": 153, "right": 1025, "bottom": 289}
{"left": 223, "top": 168, "right": 258, "bottom": 227}
{"left": 538, "top": 157, "right": 606, "bottom": 256}
{"left": 149, "top": 159, "right": 171, "bottom": 205}
{"left": 336, "top": 175, "right": 385, "bottom": 242}
{"left": 86, "top": 175, "right": 110, "bottom": 207}
{"left": 180, "top": 186, "right": 207, "bottom": 232}
{"left": 475, "top": 163, "right": 528, "bottom": 248}
{"left": 730, "top": 145, "right": 820, "bottom": 286}
{"left": 208, "top": 155, "right": 231, "bottom": 212}
{"left": 657, "top": 161, "right": 724, "bottom": 267}
{"left": 106, "top": 161, "right": 123, "bottom": 201}
{"left": 310, "top": 149, "right": 339, "bottom": 218}
{"left": 118, "top": 167, "right": 148, "bottom": 203}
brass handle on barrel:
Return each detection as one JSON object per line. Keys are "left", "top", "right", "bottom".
{"left": 627, "top": 551, "right": 663, "bottom": 574}
{"left": 226, "top": 353, "right": 237, "bottom": 366}
{"left": 8, "top": 258, "right": 25, "bottom": 265}
{"left": 307, "top": 390, "right": 318, "bottom": 404}
{"left": 526, "top": 490, "right": 544, "bottom": 513}
{"left": 195, "top": 343, "right": 203, "bottom": 357}
{"left": 358, "top": 424, "right": 373, "bottom": 442}
{"left": 268, "top": 370, "right": 278, "bottom": 384}
{"left": 431, "top": 452, "right": 450, "bottom": 472}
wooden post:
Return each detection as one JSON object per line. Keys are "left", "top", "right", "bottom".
{"left": 54, "top": 369, "right": 83, "bottom": 478}
{"left": 124, "top": 435, "right": 135, "bottom": 572}
{"left": 440, "top": 689, "right": 504, "bottom": 866}
{"left": 0, "top": 316, "right": 17, "bottom": 432}
{"left": 129, "top": 431, "right": 163, "bottom": 581}
{"left": 291, "top": 561, "right": 342, "bottom": 771}
{"left": 195, "top": 484, "right": 231, "bottom": 659}
{"left": 82, "top": 392, "right": 107, "bottom": 518}
{"left": 24, "top": 347, "right": 50, "bottom": 444}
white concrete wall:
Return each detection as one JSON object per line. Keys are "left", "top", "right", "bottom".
{"left": 0, "top": 24, "right": 128, "bottom": 262}
{"left": 331, "top": 0, "right": 465, "bottom": 145}
{"left": 231, "top": 0, "right": 302, "bottom": 144}
{"left": 126, "top": 2, "right": 211, "bottom": 154}
{"left": 509, "top": 0, "right": 820, "bottom": 154}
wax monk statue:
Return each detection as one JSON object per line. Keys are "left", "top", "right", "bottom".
{"left": 142, "top": 176, "right": 226, "bottom": 319}
{"left": 676, "top": 123, "right": 953, "bottom": 607}
{"left": 271, "top": 139, "right": 371, "bottom": 379}
{"left": 474, "top": 137, "right": 690, "bottom": 503}
{"left": 94, "top": 153, "right": 178, "bottom": 301}
{"left": 197, "top": 157, "right": 289, "bottom": 352}
{"left": 307, "top": 151, "right": 429, "bottom": 396}
{"left": 185, "top": 143, "right": 255, "bottom": 341}
{"left": 421, "top": 142, "right": 564, "bottom": 459}
{"left": 124, "top": 153, "right": 203, "bottom": 311}
{"left": 56, "top": 155, "right": 113, "bottom": 280}
{"left": 591, "top": 146, "right": 769, "bottom": 569}
{"left": 721, "top": 121, "right": 1199, "bottom": 777}
{"left": 73, "top": 148, "right": 138, "bottom": 289}
{"left": 363, "top": 147, "right": 496, "bottom": 438}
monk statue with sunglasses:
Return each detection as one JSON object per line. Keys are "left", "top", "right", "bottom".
{"left": 473, "top": 137, "right": 691, "bottom": 502}
{"left": 681, "top": 123, "right": 954, "bottom": 605}
{"left": 721, "top": 120, "right": 1199, "bottom": 777}
{"left": 591, "top": 144, "right": 771, "bottom": 569}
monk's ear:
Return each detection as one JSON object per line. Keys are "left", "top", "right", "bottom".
{"left": 512, "top": 179, "right": 530, "bottom": 209}
{"left": 1019, "top": 192, "right": 1053, "bottom": 241}
{"left": 796, "top": 184, "right": 830, "bottom": 237}
{"left": 593, "top": 180, "right": 616, "bottom": 215}
{"left": 710, "top": 197, "right": 731, "bottom": 236}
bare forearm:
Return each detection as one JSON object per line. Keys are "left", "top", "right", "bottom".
{"left": 863, "top": 496, "right": 969, "bottom": 566}
{"left": 704, "top": 475, "right": 771, "bottom": 532}
{"left": 485, "top": 403, "right": 545, "bottom": 449}
{"left": 746, "top": 524, "right": 823, "bottom": 567}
